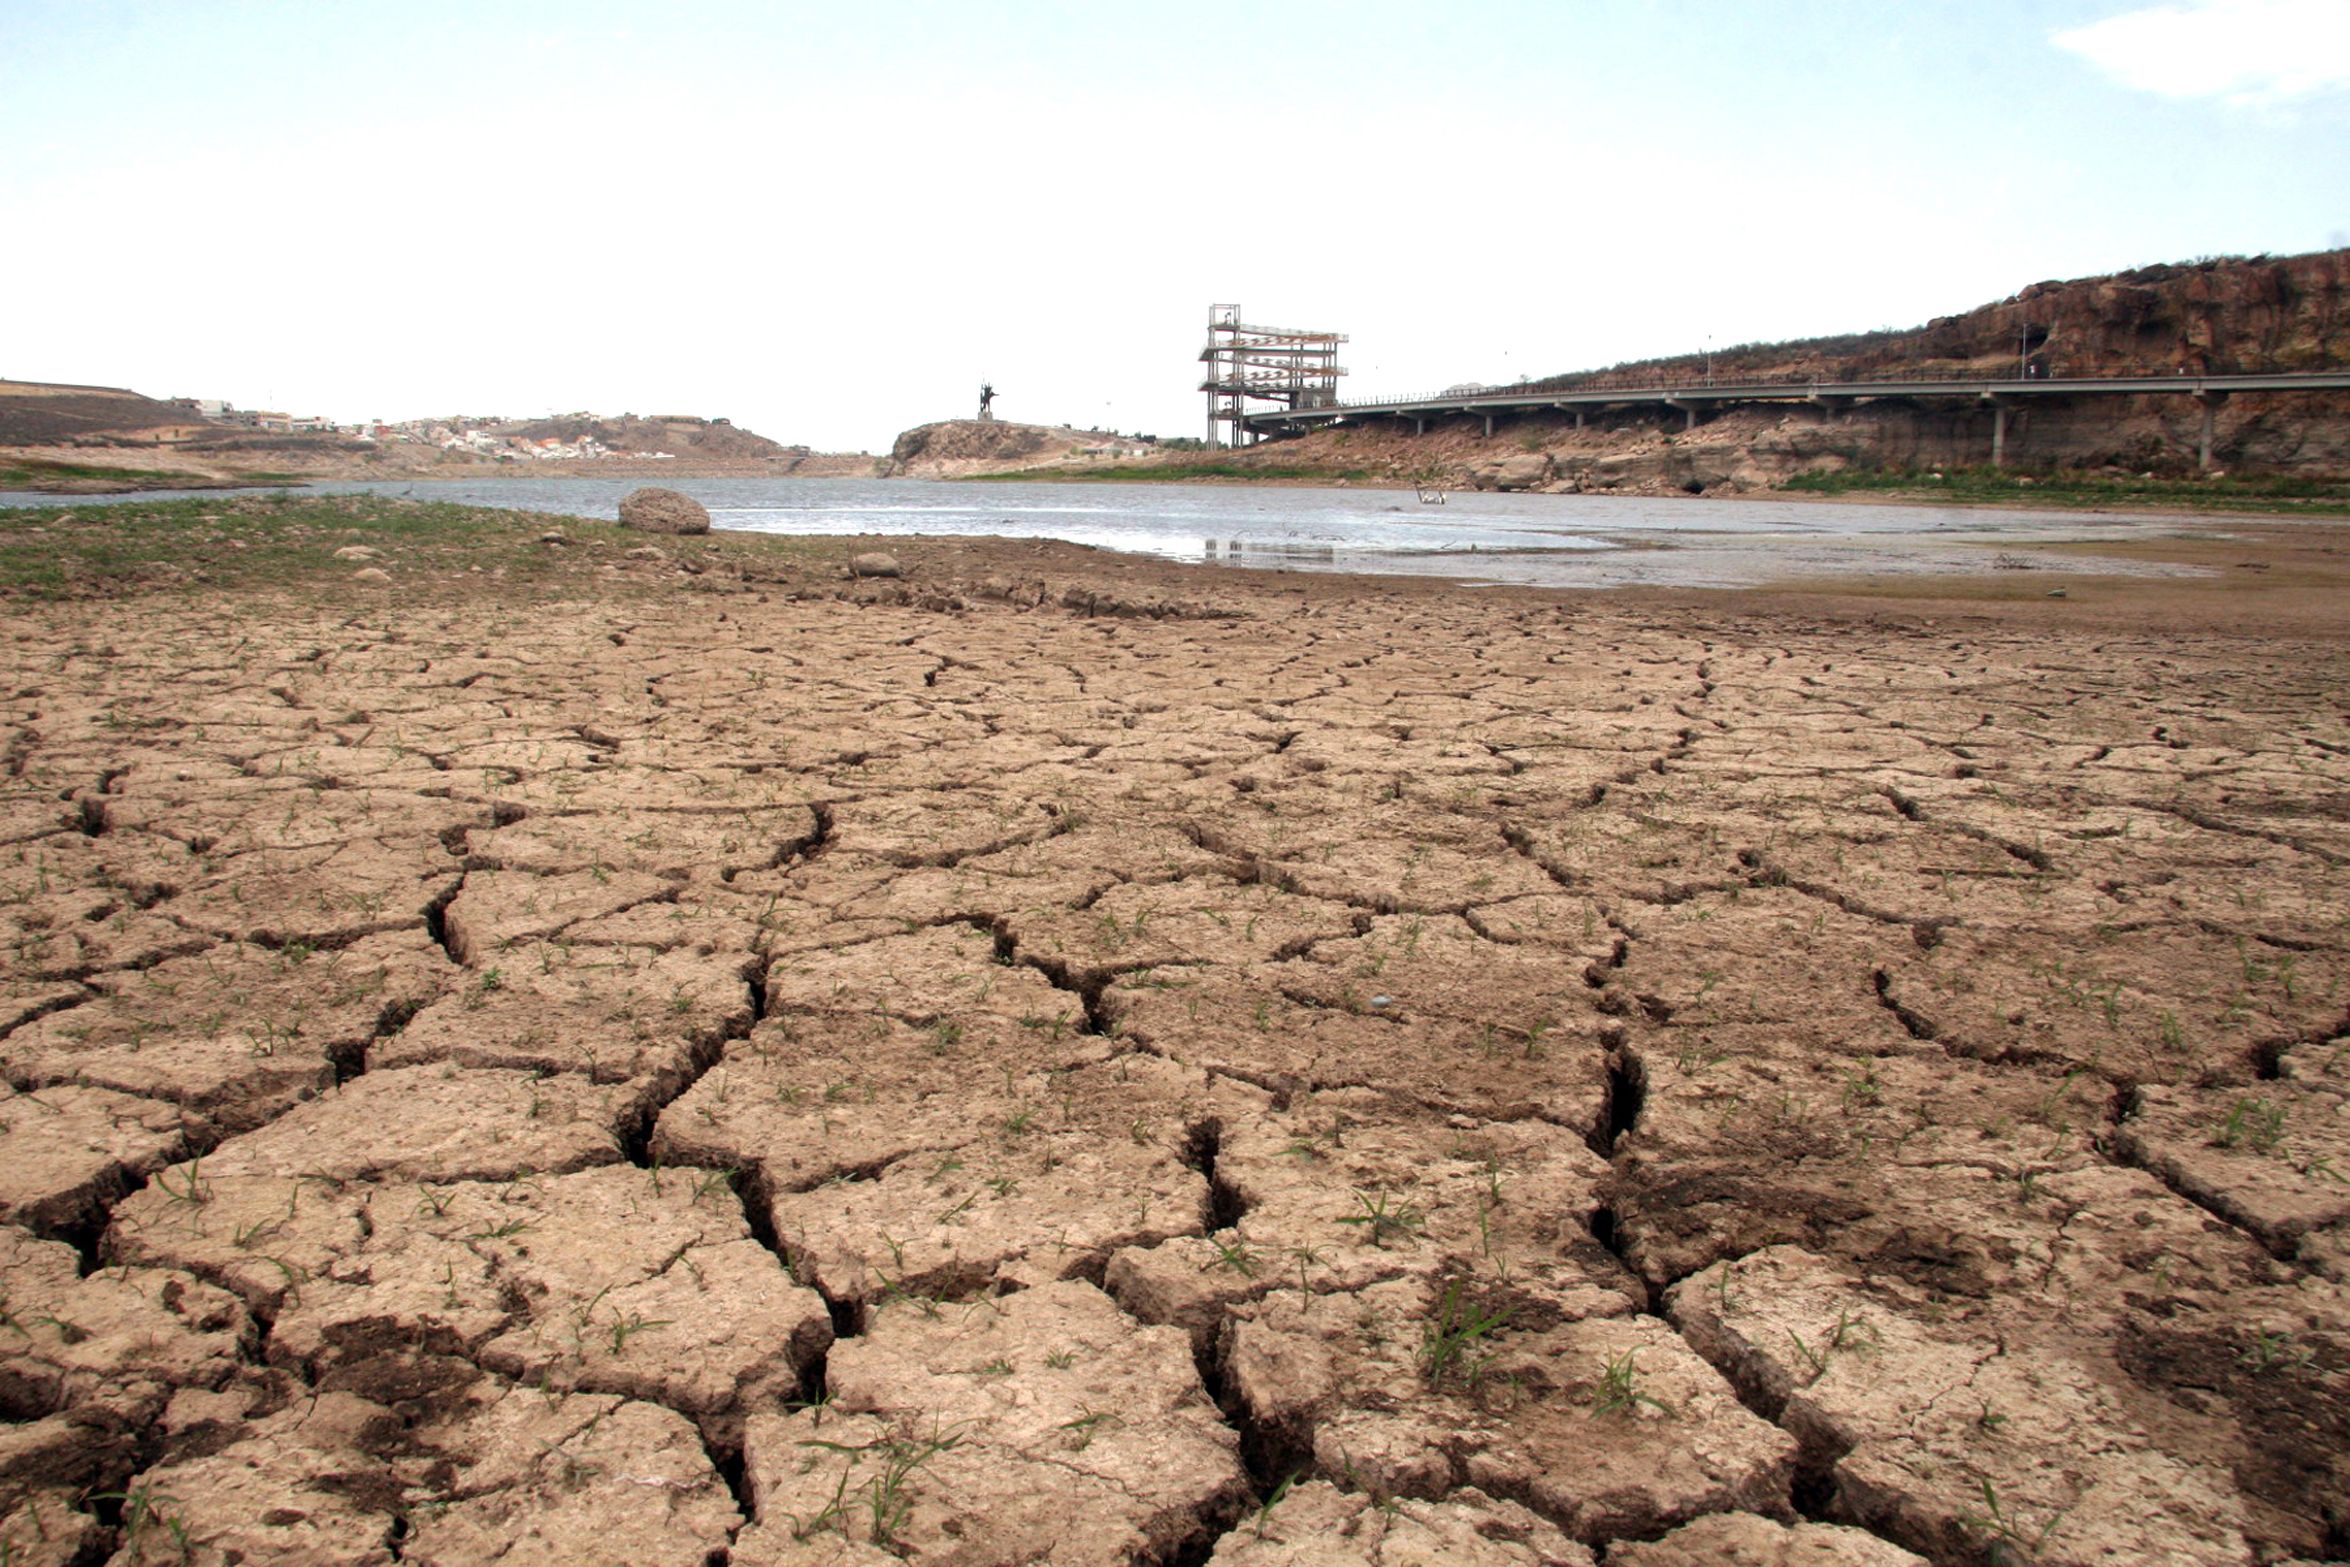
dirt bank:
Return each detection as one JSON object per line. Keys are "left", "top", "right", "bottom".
{"left": 1, "top": 503, "right": 2346, "bottom": 1564}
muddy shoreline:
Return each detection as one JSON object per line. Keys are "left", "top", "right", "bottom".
{"left": 2, "top": 513, "right": 2346, "bottom": 1565}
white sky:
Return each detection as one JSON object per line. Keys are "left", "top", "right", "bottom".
{"left": 4, "top": 0, "right": 2345, "bottom": 451}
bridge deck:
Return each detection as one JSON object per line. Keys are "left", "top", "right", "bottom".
{"left": 1242, "top": 370, "right": 2350, "bottom": 432}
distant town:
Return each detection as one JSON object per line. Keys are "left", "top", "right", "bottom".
{"left": 174, "top": 399, "right": 710, "bottom": 461}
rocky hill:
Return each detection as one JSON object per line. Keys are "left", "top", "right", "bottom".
{"left": 0, "top": 381, "right": 845, "bottom": 490}
{"left": 497, "top": 413, "right": 795, "bottom": 463}
{"left": 882, "top": 420, "right": 1143, "bottom": 478}
{"left": 0, "top": 380, "right": 210, "bottom": 445}
{"left": 1537, "top": 248, "right": 2349, "bottom": 387}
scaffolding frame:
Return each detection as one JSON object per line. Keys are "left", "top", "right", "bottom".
{"left": 1198, "top": 305, "right": 1346, "bottom": 447}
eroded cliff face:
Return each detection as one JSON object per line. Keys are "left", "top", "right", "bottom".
{"left": 1931, "top": 250, "right": 2350, "bottom": 378}
{"left": 1539, "top": 249, "right": 2350, "bottom": 386}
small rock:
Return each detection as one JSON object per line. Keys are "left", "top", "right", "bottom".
{"left": 849, "top": 551, "right": 903, "bottom": 579}
{"left": 2046, "top": 588, "right": 2068, "bottom": 599}
{"left": 538, "top": 531, "right": 568, "bottom": 546}
{"left": 617, "top": 487, "right": 711, "bottom": 535}
{"left": 332, "top": 545, "right": 382, "bottom": 561}
{"left": 1611, "top": 1513, "right": 1926, "bottom": 1566}
{"left": 351, "top": 567, "right": 392, "bottom": 584}
{"left": 626, "top": 546, "right": 666, "bottom": 561}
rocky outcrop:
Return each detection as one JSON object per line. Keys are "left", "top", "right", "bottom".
{"left": 503, "top": 412, "right": 798, "bottom": 463}
{"left": 883, "top": 419, "right": 1051, "bottom": 476}
{"left": 617, "top": 486, "right": 711, "bottom": 535}
{"left": 1468, "top": 452, "right": 1553, "bottom": 491}
{"left": 1536, "top": 248, "right": 2350, "bottom": 386}
{"left": 880, "top": 419, "right": 1119, "bottom": 477}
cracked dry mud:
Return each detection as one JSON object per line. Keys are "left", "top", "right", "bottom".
{"left": 3, "top": 536, "right": 2348, "bottom": 1567}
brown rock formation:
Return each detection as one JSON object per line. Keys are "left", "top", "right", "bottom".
{"left": 617, "top": 486, "right": 712, "bottom": 535}
{"left": 1540, "top": 248, "right": 2350, "bottom": 385}
{"left": 881, "top": 418, "right": 1123, "bottom": 477}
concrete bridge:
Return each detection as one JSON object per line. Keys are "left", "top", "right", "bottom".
{"left": 1239, "top": 370, "right": 2350, "bottom": 470}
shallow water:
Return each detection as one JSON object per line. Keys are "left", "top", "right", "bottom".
{"left": 0, "top": 474, "right": 2213, "bottom": 589}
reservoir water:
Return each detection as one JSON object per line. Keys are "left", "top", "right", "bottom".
{"left": 0, "top": 475, "right": 2208, "bottom": 590}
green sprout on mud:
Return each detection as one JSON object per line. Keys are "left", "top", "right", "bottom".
{"left": 1589, "top": 1349, "right": 1671, "bottom": 1419}
{"left": 153, "top": 1156, "right": 211, "bottom": 1208}
{"left": 2239, "top": 1328, "right": 2314, "bottom": 1373}
{"left": 1251, "top": 1472, "right": 1299, "bottom": 1539}
{"left": 2212, "top": 1096, "right": 2286, "bottom": 1153}
{"left": 605, "top": 1309, "right": 671, "bottom": 1356}
{"left": 1059, "top": 1405, "right": 1118, "bottom": 1451}
{"left": 790, "top": 1421, "right": 966, "bottom": 1550}
{"left": 691, "top": 1168, "right": 738, "bottom": 1203}
{"left": 1420, "top": 1277, "right": 1513, "bottom": 1390}
{"left": 1337, "top": 1188, "right": 1425, "bottom": 1249}
{"left": 1208, "top": 1231, "right": 1259, "bottom": 1277}
{"left": 1786, "top": 1305, "right": 1879, "bottom": 1377}
{"left": 1290, "top": 1244, "right": 1326, "bottom": 1306}
{"left": 92, "top": 1483, "right": 189, "bottom": 1562}
{"left": 1958, "top": 1476, "right": 2066, "bottom": 1564}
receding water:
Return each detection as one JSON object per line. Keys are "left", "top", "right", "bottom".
{"left": 0, "top": 475, "right": 2213, "bottom": 589}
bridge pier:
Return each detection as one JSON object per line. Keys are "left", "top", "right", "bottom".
{"left": 2196, "top": 391, "right": 2226, "bottom": 472}
{"left": 1413, "top": 417, "right": 1424, "bottom": 436}
{"left": 1575, "top": 409, "right": 1586, "bottom": 431}
{"left": 1482, "top": 414, "right": 1494, "bottom": 438}
{"left": 1991, "top": 399, "right": 2010, "bottom": 469}
{"left": 1665, "top": 398, "right": 1697, "bottom": 431}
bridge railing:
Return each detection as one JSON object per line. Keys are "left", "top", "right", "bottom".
{"left": 1280, "top": 367, "right": 2345, "bottom": 415}
{"left": 1312, "top": 369, "right": 1999, "bottom": 410}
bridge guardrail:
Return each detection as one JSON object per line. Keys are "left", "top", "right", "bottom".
{"left": 1269, "top": 368, "right": 2350, "bottom": 417}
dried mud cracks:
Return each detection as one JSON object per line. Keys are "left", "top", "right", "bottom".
{"left": 3, "top": 555, "right": 2347, "bottom": 1565}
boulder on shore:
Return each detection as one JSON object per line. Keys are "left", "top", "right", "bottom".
{"left": 1467, "top": 452, "right": 1552, "bottom": 492}
{"left": 618, "top": 487, "right": 710, "bottom": 536}
{"left": 849, "top": 551, "right": 904, "bottom": 579}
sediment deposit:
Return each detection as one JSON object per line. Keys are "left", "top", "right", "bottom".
{"left": 2, "top": 525, "right": 2346, "bottom": 1565}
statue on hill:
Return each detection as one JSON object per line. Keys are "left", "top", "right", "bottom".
{"left": 978, "top": 383, "right": 996, "bottom": 422}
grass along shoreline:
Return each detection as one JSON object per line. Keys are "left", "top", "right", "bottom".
{"left": 0, "top": 493, "right": 658, "bottom": 600}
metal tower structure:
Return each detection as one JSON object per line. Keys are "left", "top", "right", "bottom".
{"left": 1199, "top": 304, "right": 1346, "bottom": 447}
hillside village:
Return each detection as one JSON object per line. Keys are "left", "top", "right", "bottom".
{"left": 0, "top": 379, "right": 828, "bottom": 486}
{"left": 184, "top": 401, "right": 706, "bottom": 462}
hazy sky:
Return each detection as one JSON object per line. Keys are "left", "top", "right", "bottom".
{"left": 5, "top": 0, "right": 2346, "bottom": 451}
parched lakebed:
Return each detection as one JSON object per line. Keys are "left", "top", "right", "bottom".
{"left": 2, "top": 508, "right": 2347, "bottom": 1566}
